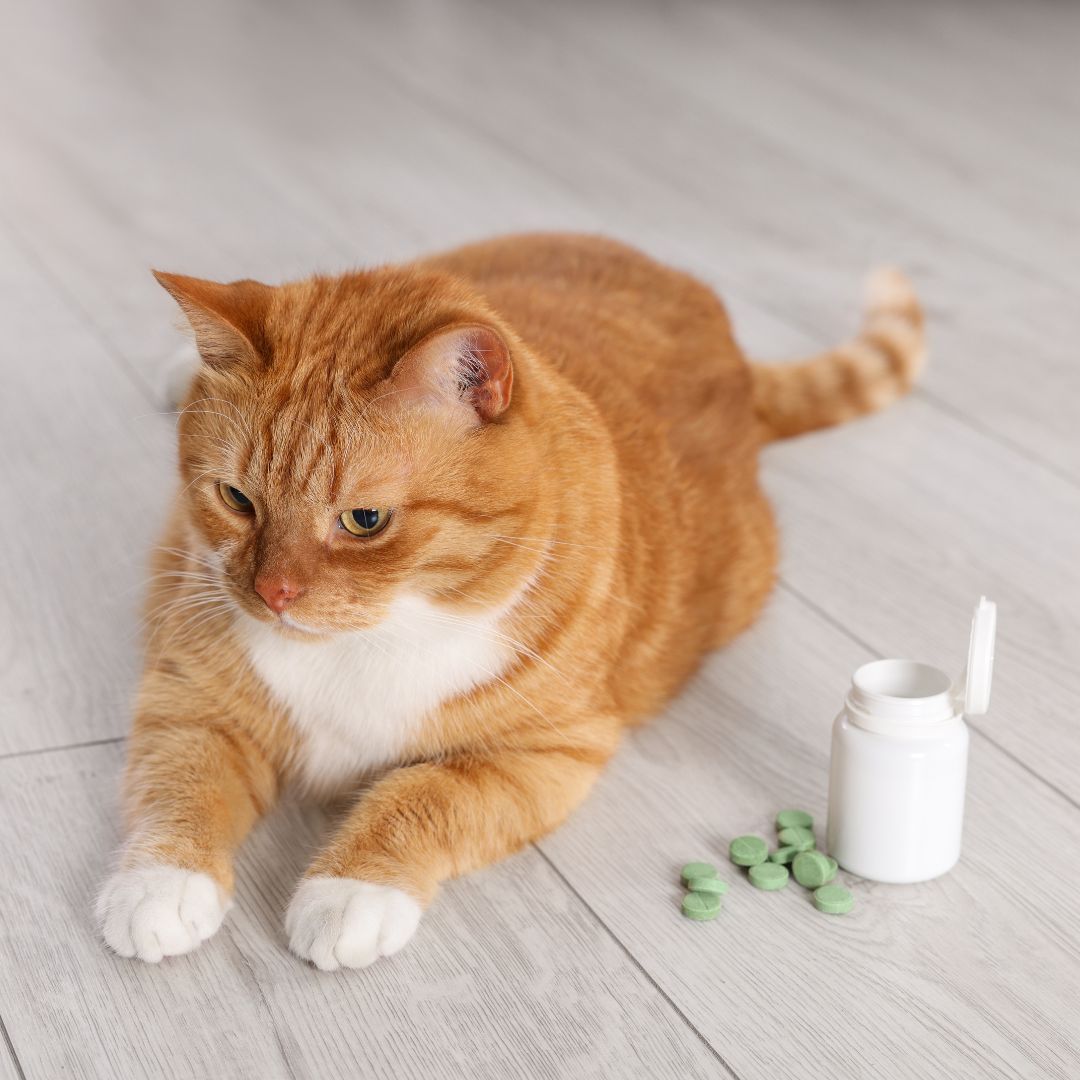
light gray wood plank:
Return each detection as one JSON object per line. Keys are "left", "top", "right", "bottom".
{"left": 3, "top": 0, "right": 1074, "bottom": 488}
{"left": 534, "top": 0, "right": 1080, "bottom": 476}
{"left": 330, "top": 0, "right": 1080, "bottom": 478}
{"left": 0, "top": 2, "right": 1077, "bottom": 1076}
{"left": 0, "top": 228, "right": 173, "bottom": 755}
{"left": 0, "top": 742, "right": 723, "bottom": 1080}
{"left": 0, "top": 0, "right": 601, "bottom": 385}
{"left": 711, "top": 298, "right": 1080, "bottom": 805}
{"left": 762, "top": 396, "right": 1080, "bottom": 805}
{"left": 0, "top": 1028, "right": 22, "bottom": 1080}
{"left": 544, "top": 0, "right": 1080, "bottom": 288}
{"left": 539, "top": 588, "right": 1080, "bottom": 1080}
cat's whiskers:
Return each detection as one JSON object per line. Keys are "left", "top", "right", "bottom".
{"left": 151, "top": 608, "right": 230, "bottom": 656}
{"left": 177, "top": 396, "right": 250, "bottom": 434}
{"left": 428, "top": 581, "right": 550, "bottom": 621}
{"left": 482, "top": 537, "right": 644, "bottom": 613}
{"left": 180, "top": 431, "right": 234, "bottom": 454}
{"left": 486, "top": 532, "right": 614, "bottom": 552}
{"left": 120, "top": 568, "right": 221, "bottom": 599}
{"left": 176, "top": 411, "right": 246, "bottom": 446}
{"left": 147, "top": 569, "right": 222, "bottom": 585}
{"left": 147, "top": 594, "right": 233, "bottom": 654}
{"left": 176, "top": 466, "right": 222, "bottom": 500}
{"left": 153, "top": 545, "right": 222, "bottom": 572}
{"left": 142, "top": 588, "right": 227, "bottom": 630}
{"left": 129, "top": 579, "right": 230, "bottom": 644}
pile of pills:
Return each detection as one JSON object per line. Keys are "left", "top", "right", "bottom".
{"left": 680, "top": 809, "right": 855, "bottom": 920}
{"left": 730, "top": 810, "right": 853, "bottom": 914}
{"left": 679, "top": 861, "right": 729, "bottom": 921}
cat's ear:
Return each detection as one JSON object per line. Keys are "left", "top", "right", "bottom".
{"left": 390, "top": 323, "right": 513, "bottom": 424}
{"left": 153, "top": 271, "right": 272, "bottom": 369}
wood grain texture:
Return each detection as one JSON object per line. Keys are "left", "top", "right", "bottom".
{"left": 0, "top": 228, "right": 173, "bottom": 755}
{"left": 764, "top": 398, "right": 1080, "bottom": 805}
{"left": 0, "top": 0, "right": 1077, "bottom": 1076}
{"left": 519, "top": 0, "right": 1080, "bottom": 477}
{"left": 0, "top": 1031, "right": 22, "bottom": 1080}
{"left": 0, "top": 742, "right": 723, "bottom": 1080}
{"left": 540, "top": 589, "right": 1080, "bottom": 1079}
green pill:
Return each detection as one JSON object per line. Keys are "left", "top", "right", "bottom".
{"left": 682, "top": 891, "right": 722, "bottom": 921}
{"left": 777, "top": 827, "right": 815, "bottom": 851}
{"left": 686, "top": 876, "right": 728, "bottom": 895}
{"left": 769, "top": 846, "right": 799, "bottom": 865}
{"left": 813, "top": 884, "right": 854, "bottom": 914}
{"left": 775, "top": 810, "right": 813, "bottom": 831}
{"left": 792, "top": 851, "right": 832, "bottom": 888}
{"left": 729, "top": 836, "right": 769, "bottom": 867}
{"left": 748, "top": 863, "right": 789, "bottom": 891}
{"left": 681, "top": 861, "right": 718, "bottom": 886}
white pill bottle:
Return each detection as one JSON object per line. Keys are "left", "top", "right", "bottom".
{"left": 826, "top": 597, "right": 997, "bottom": 884}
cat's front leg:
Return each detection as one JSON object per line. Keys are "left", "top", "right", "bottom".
{"left": 96, "top": 679, "right": 279, "bottom": 962}
{"left": 285, "top": 720, "right": 619, "bottom": 970}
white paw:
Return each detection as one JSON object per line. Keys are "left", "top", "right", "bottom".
{"left": 285, "top": 877, "right": 422, "bottom": 972}
{"left": 95, "top": 863, "right": 230, "bottom": 963}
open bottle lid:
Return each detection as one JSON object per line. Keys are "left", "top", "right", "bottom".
{"left": 961, "top": 596, "right": 997, "bottom": 716}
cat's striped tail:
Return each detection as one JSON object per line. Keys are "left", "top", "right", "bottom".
{"left": 750, "top": 268, "right": 925, "bottom": 441}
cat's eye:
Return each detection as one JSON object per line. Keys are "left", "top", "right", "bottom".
{"left": 339, "top": 508, "right": 390, "bottom": 537}
{"left": 218, "top": 483, "right": 254, "bottom": 513}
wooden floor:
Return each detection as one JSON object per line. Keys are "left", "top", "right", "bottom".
{"left": 1, "top": 0, "right": 1078, "bottom": 1076}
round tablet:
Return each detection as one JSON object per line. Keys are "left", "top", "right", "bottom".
{"left": 682, "top": 891, "right": 722, "bottom": 921}
{"left": 792, "top": 851, "right": 832, "bottom": 889}
{"left": 748, "top": 862, "right": 789, "bottom": 891}
{"left": 775, "top": 809, "right": 813, "bottom": 831}
{"left": 681, "top": 861, "right": 718, "bottom": 886}
{"left": 729, "top": 835, "right": 769, "bottom": 867}
{"left": 769, "top": 845, "right": 799, "bottom": 865}
{"left": 685, "top": 876, "right": 728, "bottom": 895}
{"left": 813, "top": 884, "right": 854, "bottom": 914}
{"left": 777, "top": 827, "right": 815, "bottom": 851}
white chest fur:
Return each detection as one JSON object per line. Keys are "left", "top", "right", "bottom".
{"left": 238, "top": 595, "right": 512, "bottom": 794}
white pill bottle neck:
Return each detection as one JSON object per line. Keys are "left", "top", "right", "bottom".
{"left": 845, "top": 659, "right": 961, "bottom": 736}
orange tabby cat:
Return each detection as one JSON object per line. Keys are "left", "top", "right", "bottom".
{"left": 96, "top": 234, "right": 923, "bottom": 969}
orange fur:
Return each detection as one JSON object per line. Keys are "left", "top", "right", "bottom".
{"left": 101, "top": 234, "right": 923, "bottom": 962}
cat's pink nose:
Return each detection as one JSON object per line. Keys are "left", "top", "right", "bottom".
{"left": 254, "top": 575, "right": 305, "bottom": 614}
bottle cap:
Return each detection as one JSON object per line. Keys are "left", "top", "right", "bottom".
{"left": 961, "top": 596, "right": 996, "bottom": 716}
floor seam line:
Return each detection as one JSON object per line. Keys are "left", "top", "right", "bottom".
{"left": 0, "top": 736, "right": 126, "bottom": 764}
{"left": 776, "top": 578, "right": 1080, "bottom": 814}
{"left": 468, "top": 5, "right": 1080, "bottom": 489}
{"left": 230, "top": 940, "right": 298, "bottom": 1080}
{"left": 0, "top": 1013, "right": 27, "bottom": 1080}
{"left": 2, "top": 84, "right": 1073, "bottom": 498}
{"left": 513, "top": 0, "right": 1080, "bottom": 301}
{"left": 532, "top": 844, "right": 742, "bottom": 1079}
{"left": 912, "top": 387, "right": 1080, "bottom": 494}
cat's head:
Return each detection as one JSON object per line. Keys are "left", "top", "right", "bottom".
{"left": 156, "top": 268, "right": 546, "bottom": 637}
